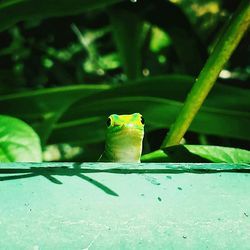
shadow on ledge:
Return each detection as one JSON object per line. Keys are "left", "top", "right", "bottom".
{"left": 0, "top": 162, "right": 250, "bottom": 196}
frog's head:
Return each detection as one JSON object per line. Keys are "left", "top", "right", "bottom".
{"left": 104, "top": 113, "right": 145, "bottom": 162}
{"left": 106, "top": 113, "right": 144, "bottom": 132}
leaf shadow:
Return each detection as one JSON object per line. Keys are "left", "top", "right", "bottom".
{"left": 0, "top": 163, "right": 250, "bottom": 197}
{"left": 0, "top": 164, "right": 119, "bottom": 197}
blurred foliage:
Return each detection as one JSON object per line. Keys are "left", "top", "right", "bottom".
{"left": 0, "top": 0, "right": 249, "bottom": 162}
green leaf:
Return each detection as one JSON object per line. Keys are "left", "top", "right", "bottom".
{"left": 186, "top": 145, "right": 250, "bottom": 163}
{"left": 48, "top": 94, "right": 250, "bottom": 145}
{"left": 0, "top": 0, "right": 122, "bottom": 32}
{"left": 0, "top": 75, "right": 249, "bottom": 147}
{"left": 0, "top": 84, "right": 111, "bottom": 145}
{"left": 141, "top": 145, "right": 250, "bottom": 163}
{"left": 49, "top": 75, "right": 250, "bottom": 144}
{"left": 0, "top": 115, "right": 42, "bottom": 162}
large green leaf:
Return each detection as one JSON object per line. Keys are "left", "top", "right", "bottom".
{"left": 49, "top": 75, "right": 250, "bottom": 144}
{"left": 0, "top": 75, "right": 249, "bottom": 146}
{"left": 49, "top": 95, "right": 250, "bottom": 145}
{"left": 0, "top": 115, "right": 42, "bottom": 162}
{"left": 59, "top": 75, "right": 250, "bottom": 122}
{"left": 0, "top": 0, "right": 122, "bottom": 32}
{"left": 141, "top": 145, "right": 250, "bottom": 163}
{"left": 0, "top": 84, "right": 110, "bottom": 145}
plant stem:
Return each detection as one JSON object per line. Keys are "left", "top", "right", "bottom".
{"left": 161, "top": 0, "right": 250, "bottom": 148}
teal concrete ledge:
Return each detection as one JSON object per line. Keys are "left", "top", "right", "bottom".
{"left": 0, "top": 163, "right": 250, "bottom": 249}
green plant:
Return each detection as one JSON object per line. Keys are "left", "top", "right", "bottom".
{"left": 0, "top": 0, "right": 249, "bottom": 162}
{"left": 0, "top": 115, "right": 42, "bottom": 162}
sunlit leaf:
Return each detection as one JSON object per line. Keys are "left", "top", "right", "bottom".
{"left": 0, "top": 115, "right": 42, "bottom": 162}
{"left": 141, "top": 145, "right": 250, "bottom": 163}
{"left": 150, "top": 26, "right": 171, "bottom": 52}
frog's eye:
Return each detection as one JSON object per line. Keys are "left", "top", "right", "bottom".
{"left": 140, "top": 116, "right": 145, "bottom": 125}
{"left": 107, "top": 117, "right": 112, "bottom": 127}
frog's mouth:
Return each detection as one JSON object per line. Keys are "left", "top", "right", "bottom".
{"left": 109, "top": 124, "right": 144, "bottom": 135}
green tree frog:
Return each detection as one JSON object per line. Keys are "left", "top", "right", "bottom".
{"left": 99, "top": 113, "right": 145, "bottom": 163}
